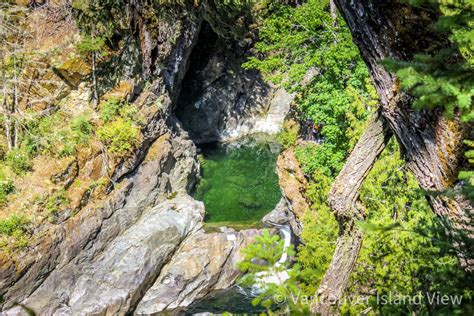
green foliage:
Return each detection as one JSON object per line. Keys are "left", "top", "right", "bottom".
{"left": 296, "top": 169, "right": 338, "bottom": 295}
{"left": 5, "top": 148, "right": 32, "bottom": 174}
{"left": 0, "top": 172, "right": 15, "bottom": 206}
{"left": 71, "top": 115, "right": 93, "bottom": 144}
{"left": 97, "top": 117, "right": 140, "bottom": 155}
{"left": 99, "top": 97, "right": 139, "bottom": 123}
{"left": 245, "top": 2, "right": 472, "bottom": 314}
{"left": 0, "top": 214, "right": 30, "bottom": 250}
{"left": 72, "top": 0, "right": 127, "bottom": 40}
{"left": 244, "top": 0, "right": 376, "bottom": 177}
{"left": 44, "top": 190, "right": 69, "bottom": 216}
{"left": 100, "top": 97, "right": 122, "bottom": 122}
{"left": 0, "top": 214, "right": 28, "bottom": 236}
{"left": 276, "top": 120, "right": 300, "bottom": 149}
{"left": 96, "top": 97, "right": 141, "bottom": 155}
{"left": 238, "top": 229, "right": 304, "bottom": 312}
{"left": 76, "top": 35, "right": 108, "bottom": 59}
{"left": 23, "top": 112, "right": 92, "bottom": 158}
{"left": 239, "top": 230, "right": 286, "bottom": 272}
{"left": 340, "top": 141, "right": 473, "bottom": 314}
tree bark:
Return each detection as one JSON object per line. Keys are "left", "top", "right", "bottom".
{"left": 312, "top": 111, "right": 392, "bottom": 314}
{"left": 1, "top": 49, "right": 12, "bottom": 151}
{"left": 312, "top": 1, "right": 473, "bottom": 314}
{"left": 91, "top": 49, "right": 98, "bottom": 109}
{"left": 334, "top": 0, "right": 473, "bottom": 262}
{"left": 329, "top": 0, "right": 338, "bottom": 28}
{"left": 12, "top": 48, "right": 19, "bottom": 148}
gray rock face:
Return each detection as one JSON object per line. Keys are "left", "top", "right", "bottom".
{"left": 135, "top": 229, "right": 260, "bottom": 314}
{"left": 6, "top": 196, "right": 204, "bottom": 316}
{"left": 1, "top": 4, "right": 204, "bottom": 312}
{"left": 176, "top": 24, "right": 293, "bottom": 144}
{"left": 263, "top": 198, "right": 302, "bottom": 238}
{"left": 3, "top": 129, "right": 201, "bottom": 314}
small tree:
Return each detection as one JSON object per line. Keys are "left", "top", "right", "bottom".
{"left": 238, "top": 229, "right": 304, "bottom": 313}
{"left": 76, "top": 34, "right": 107, "bottom": 108}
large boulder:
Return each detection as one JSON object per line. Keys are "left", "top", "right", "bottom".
{"left": 5, "top": 196, "right": 204, "bottom": 315}
{"left": 54, "top": 57, "right": 91, "bottom": 87}
{"left": 135, "top": 228, "right": 261, "bottom": 314}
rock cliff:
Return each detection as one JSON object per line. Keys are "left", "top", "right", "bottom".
{"left": 0, "top": 2, "right": 292, "bottom": 314}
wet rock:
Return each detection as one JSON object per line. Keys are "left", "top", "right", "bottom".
{"left": 262, "top": 198, "right": 302, "bottom": 237}
{"left": 176, "top": 24, "right": 293, "bottom": 144}
{"left": 251, "top": 87, "right": 295, "bottom": 135}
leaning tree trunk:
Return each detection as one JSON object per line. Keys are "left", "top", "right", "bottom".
{"left": 312, "top": 1, "right": 473, "bottom": 314}
{"left": 312, "top": 111, "right": 392, "bottom": 314}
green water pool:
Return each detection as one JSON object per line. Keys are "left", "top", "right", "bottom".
{"left": 193, "top": 136, "right": 282, "bottom": 224}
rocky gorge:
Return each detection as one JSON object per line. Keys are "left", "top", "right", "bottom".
{"left": 0, "top": 2, "right": 307, "bottom": 314}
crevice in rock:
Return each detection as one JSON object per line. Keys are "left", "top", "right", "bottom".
{"left": 174, "top": 21, "right": 273, "bottom": 144}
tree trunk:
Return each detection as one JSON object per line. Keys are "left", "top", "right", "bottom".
{"left": 312, "top": 1, "right": 473, "bottom": 314}
{"left": 1, "top": 48, "right": 13, "bottom": 151}
{"left": 12, "top": 49, "right": 19, "bottom": 148}
{"left": 334, "top": 0, "right": 473, "bottom": 263}
{"left": 312, "top": 111, "right": 392, "bottom": 314}
{"left": 91, "top": 49, "right": 98, "bottom": 109}
{"left": 329, "top": 0, "right": 338, "bottom": 28}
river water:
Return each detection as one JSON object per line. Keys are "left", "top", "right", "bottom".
{"left": 188, "top": 135, "right": 292, "bottom": 314}
{"left": 193, "top": 135, "right": 282, "bottom": 225}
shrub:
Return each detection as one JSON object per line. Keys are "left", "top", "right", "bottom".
{"left": 0, "top": 214, "right": 29, "bottom": 236}
{"left": 100, "top": 97, "right": 141, "bottom": 124}
{"left": 0, "top": 177, "right": 15, "bottom": 206}
{"left": 71, "top": 114, "right": 93, "bottom": 144}
{"left": 45, "top": 190, "right": 69, "bottom": 215}
{"left": 0, "top": 214, "right": 30, "bottom": 250}
{"left": 24, "top": 112, "right": 77, "bottom": 158}
{"left": 97, "top": 118, "right": 140, "bottom": 155}
{"left": 5, "top": 148, "right": 33, "bottom": 174}
{"left": 100, "top": 97, "right": 122, "bottom": 122}
{"left": 276, "top": 120, "right": 300, "bottom": 149}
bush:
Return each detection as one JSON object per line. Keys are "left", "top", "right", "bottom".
{"left": 97, "top": 118, "right": 140, "bottom": 155}
{"left": 45, "top": 190, "right": 69, "bottom": 215}
{"left": 0, "top": 214, "right": 30, "bottom": 250}
{"left": 24, "top": 112, "right": 78, "bottom": 158}
{"left": 276, "top": 120, "right": 300, "bottom": 149}
{"left": 5, "top": 148, "right": 33, "bottom": 174}
{"left": 71, "top": 114, "right": 93, "bottom": 144}
{"left": 0, "top": 214, "right": 29, "bottom": 236}
{"left": 0, "top": 177, "right": 15, "bottom": 206}
{"left": 100, "top": 97, "right": 142, "bottom": 123}
{"left": 100, "top": 97, "right": 122, "bottom": 122}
